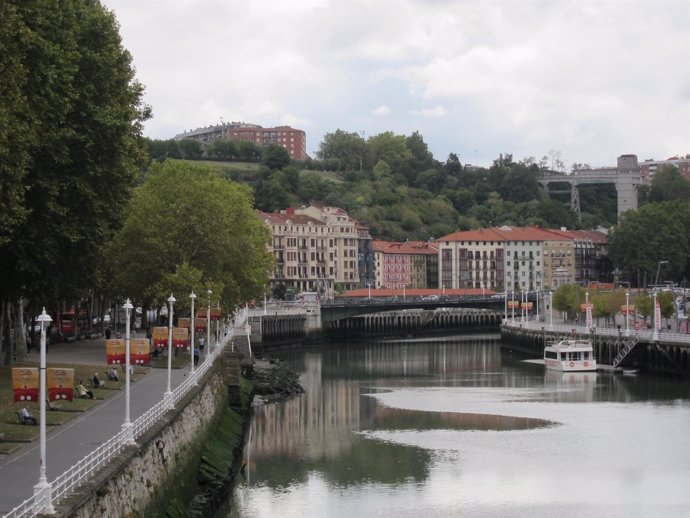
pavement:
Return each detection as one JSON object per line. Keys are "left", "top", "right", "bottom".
{"left": 0, "top": 333, "right": 191, "bottom": 515}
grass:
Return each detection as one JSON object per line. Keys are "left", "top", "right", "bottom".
{"left": 0, "top": 362, "right": 150, "bottom": 454}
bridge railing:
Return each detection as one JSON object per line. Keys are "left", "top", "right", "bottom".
{"left": 502, "top": 319, "right": 690, "bottom": 345}
{"left": 3, "top": 308, "right": 249, "bottom": 518}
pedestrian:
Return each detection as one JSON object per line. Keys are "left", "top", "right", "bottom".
{"left": 194, "top": 347, "right": 200, "bottom": 366}
{"left": 199, "top": 336, "right": 205, "bottom": 351}
{"left": 105, "top": 327, "right": 111, "bottom": 339}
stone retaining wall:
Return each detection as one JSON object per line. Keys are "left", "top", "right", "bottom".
{"left": 55, "top": 362, "right": 228, "bottom": 517}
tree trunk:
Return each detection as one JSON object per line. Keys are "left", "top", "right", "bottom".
{"left": 15, "top": 298, "right": 28, "bottom": 362}
{"left": 1, "top": 301, "right": 7, "bottom": 366}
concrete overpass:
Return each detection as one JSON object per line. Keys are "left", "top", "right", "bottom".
{"left": 538, "top": 168, "right": 641, "bottom": 221}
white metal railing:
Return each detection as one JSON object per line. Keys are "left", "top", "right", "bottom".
{"left": 3, "top": 309, "right": 249, "bottom": 518}
{"left": 502, "top": 319, "right": 690, "bottom": 345}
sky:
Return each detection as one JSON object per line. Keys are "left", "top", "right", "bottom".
{"left": 102, "top": 0, "right": 689, "bottom": 169}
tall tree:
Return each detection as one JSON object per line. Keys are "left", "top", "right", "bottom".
{"left": 261, "top": 144, "right": 290, "bottom": 170}
{"left": 103, "top": 160, "right": 273, "bottom": 309}
{"left": 0, "top": 1, "right": 148, "bottom": 364}
{"left": 366, "top": 132, "right": 412, "bottom": 171}
{"left": 315, "top": 129, "right": 367, "bottom": 171}
{"left": 609, "top": 202, "right": 690, "bottom": 284}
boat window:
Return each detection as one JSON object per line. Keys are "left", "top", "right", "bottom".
{"left": 545, "top": 351, "right": 558, "bottom": 359}
{"left": 570, "top": 352, "right": 582, "bottom": 361}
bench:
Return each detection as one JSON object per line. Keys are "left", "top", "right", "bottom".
{"left": 16, "top": 411, "right": 37, "bottom": 426}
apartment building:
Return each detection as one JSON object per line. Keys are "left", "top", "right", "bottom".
{"left": 175, "top": 122, "right": 307, "bottom": 160}
{"left": 437, "top": 228, "right": 507, "bottom": 292}
{"left": 438, "top": 226, "right": 609, "bottom": 292}
{"left": 372, "top": 240, "right": 438, "bottom": 290}
{"left": 258, "top": 205, "right": 371, "bottom": 297}
{"left": 639, "top": 156, "right": 690, "bottom": 184}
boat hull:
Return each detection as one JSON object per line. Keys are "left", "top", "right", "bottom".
{"left": 544, "top": 358, "right": 597, "bottom": 372}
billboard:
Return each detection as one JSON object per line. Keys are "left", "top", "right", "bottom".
{"left": 12, "top": 367, "right": 39, "bottom": 402}
{"left": 47, "top": 368, "right": 74, "bottom": 401}
{"left": 106, "top": 339, "right": 126, "bottom": 364}
{"left": 131, "top": 338, "right": 151, "bottom": 365}
{"left": 152, "top": 327, "right": 168, "bottom": 348}
{"left": 172, "top": 327, "right": 188, "bottom": 348}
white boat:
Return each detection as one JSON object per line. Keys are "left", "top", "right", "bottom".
{"left": 543, "top": 339, "right": 597, "bottom": 372}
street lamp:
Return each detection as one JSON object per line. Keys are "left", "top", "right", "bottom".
{"left": 164, "top": 294, "right": 175, "bottom": 404}
{"left": 33, "top": 308, "right": 53, "bottom": 514}
{"left": 122, "top": 299, "right": 135, "bottom": 444}
{"left": 655, "top": 260, "right": 669, "bottom": 288}
{"left": 625, "top": 290, "right": 630, "bottom": 337}
{"left": 549, "top": 290, "right": 553, "bottom": 329}
{"left": 403, "top": 284, "right": 406, "bottom": 301}
{"left": 207, "top": 289, "right": 212, "bottom": 358}
{"left": 368, "top": 282, "right": 371, "bottom": 299}
{"left": 652, "top": 291, "right": 659, "bottom": 341}
{"left": 189, "top": 291, "right": 196, "bottom": 378}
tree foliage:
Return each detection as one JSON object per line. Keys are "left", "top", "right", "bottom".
{"left": 103, "top": 160, "right": 273, "bottom": 310}
{"left": 609, "top": 201, "right": 690, "bottom": 283}
{"left": 0, "top": 0, "right": 148, "bottom": 364}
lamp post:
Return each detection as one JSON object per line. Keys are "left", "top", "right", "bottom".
{"left": 164, "top": 294, "right": 175, "bottom": 403}
{"left": 207, "top": 289, "right": 212, "bottom": 358}
{"left": 122, "top": 299, "right": 135, "bottom": 444}
{"left": 189, "top": 291, "right": 196, "bottom": 378}
{"left": 655, "top": 260, "right": 669, "bottom": 288}
{"left": 584, "top": 290, "right": 589, "bottom": 331}
{"left": 33, "top": 308, "right": 53, "bottom": 514}
{"left": 368, "top": 282, "right": 371, "bottom": 299}
{"left": 652, "top": 291, "right": 659, "bottom": 341}
{"left": 403, "top": 284, "right": 406, "bottom": 301}
{"left": 625, "top": 290, "right": 630, "bottom": 337}
{"left": 549, "top": 290, "right": 553, "bottom": 329}
{"left": 511, "top": 289, "right": 515, "bottom": 322}
{"left": 504, "top": 289, "right": 508, "bottom": 323}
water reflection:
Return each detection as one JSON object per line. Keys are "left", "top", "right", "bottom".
{"left": 228, "top": 336, "right": 690, "bottom": 518}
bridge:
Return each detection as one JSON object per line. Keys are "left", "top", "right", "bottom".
{"left": 537, "top": 169, "right": 641, "bottom": 221}
{"left": 320, "top": 296, "right": 510, "bottom": 322}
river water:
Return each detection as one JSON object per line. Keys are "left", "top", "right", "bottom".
{"left": 226, "top": 334, "right": 690, "bottom": 518}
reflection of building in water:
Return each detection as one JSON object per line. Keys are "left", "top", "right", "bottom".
{"left": 543, "top": 370, "right": 597, "bottom": 402}
{"left": 249, "top": 353, "right": 361, "bottom": 463}
{"left": 357, "top": 339, "right": 503, "bottom": 380}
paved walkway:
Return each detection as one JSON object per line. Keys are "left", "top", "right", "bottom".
{"left": 0, "top": 335, "right": 191, "bottom": 515}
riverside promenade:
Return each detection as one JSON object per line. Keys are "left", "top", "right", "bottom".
{"left": 0, "top": 336, "right": 191, "bottom": 516}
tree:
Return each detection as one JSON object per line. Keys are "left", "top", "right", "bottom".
{"left": 552, "top": 284, "right": 585, "bottom": 322}
{"left": 103, "top": 160, "right": 273, "bottom": 310}
{"left": 609, "top": 202, "right": 690, "bottom": 283}
{"left": 315, "top": 129, "right": 367, "bottom": 171}
{"left": 261, "top": 145, "right": 290, "bottom": 170}
{"left": 367, "top": 132, "right": 412, "bottom": 170}
{"left": 646, "top": 165, "right": 690, "bottom": 204}
{"left": 0, "top": 1, "right": 148, "bottom": 364}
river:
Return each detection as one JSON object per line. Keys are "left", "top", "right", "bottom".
{"left": 225, "top": 334, "right": 690, "bottom": 518}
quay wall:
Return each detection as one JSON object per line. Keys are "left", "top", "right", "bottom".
{"left": 322, "top": 309, "right": 503, "bottom": 339}
{"left": 54, "top": 356, "right": 245, "bottom": 518}
{"left": 501, "top": 323, "right": 690, "bottom": 377}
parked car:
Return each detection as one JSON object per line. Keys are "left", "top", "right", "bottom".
{"left": 422, "top": 295, "right": 439, "bottom": 301}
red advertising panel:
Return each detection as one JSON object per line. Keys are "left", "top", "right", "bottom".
{"left": 211, "top": 307, "right": 222, "bottom": 321}
{"left": 106, "top": 339, "right": 126, "bottom": 365}
{"left": 47, "top": 368, "right": 74, "bottom": 401}
{"left": 172, "top": 327, "right": 188, "bottom": 348}
{"left": 152, "top": 327, "right": 168, "bottom": 348}
{"left": 194, "top": 319, "right": 207, "bottom": 333}
{"left": 131, "top": 338, "right": 151, "bottom": 366}
{"left": 178, "top": 317, "right": 191, "bottom": 330}
{"left": 12, "top": 368, "right": 39, "bottom": 402}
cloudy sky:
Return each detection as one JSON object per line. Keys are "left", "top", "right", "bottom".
{"left": 103, "top": 0, "right": 688, "bottom": 169}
